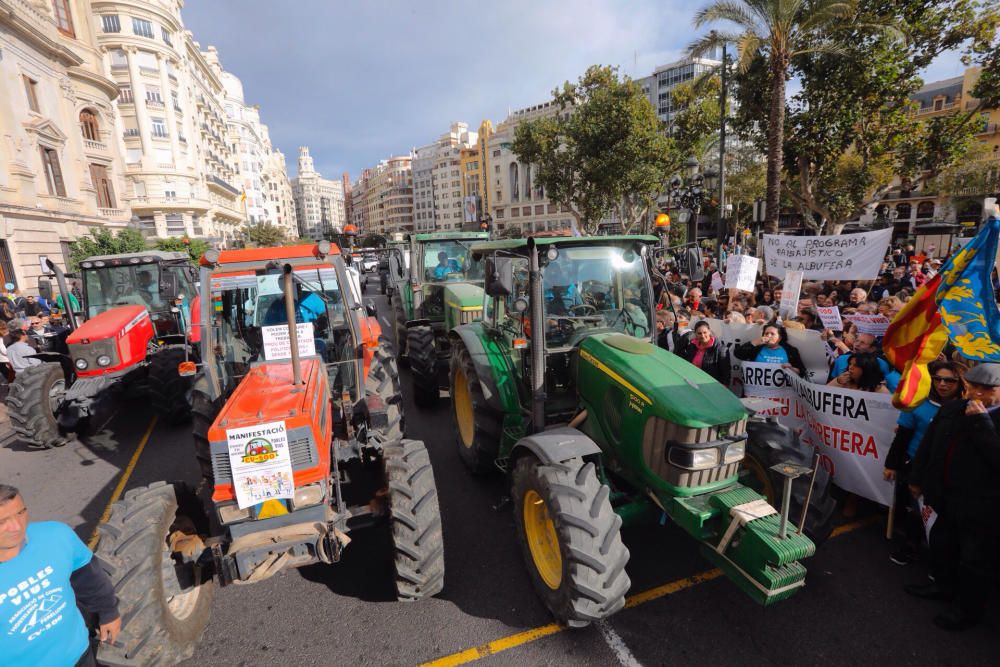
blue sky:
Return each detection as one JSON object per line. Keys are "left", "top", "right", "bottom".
{"left": 181, "top": 0, "right": 965, "bottom": 182}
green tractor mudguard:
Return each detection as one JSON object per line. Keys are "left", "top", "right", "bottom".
{"left": 443, "top": 283, "right": 485, "bottom": 330}
{"left": 573, "top": 333, "right": 816, "bottom": 606}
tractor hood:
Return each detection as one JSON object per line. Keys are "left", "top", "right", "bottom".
{"left": 67, "top": 305, "right": 148, "bottom": 343}
{"left": 577, "top": 333, "right": 746, "bottom": 428}
{"left": 444, "top": 282, "right": 484, "bottom": 309}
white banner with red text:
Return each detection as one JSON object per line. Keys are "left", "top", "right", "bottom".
{"left": 741, "top": 362, "right": 897, "bottom": 506}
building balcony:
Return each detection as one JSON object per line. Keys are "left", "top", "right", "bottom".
{"left": 151, "top": 129, "right": 169, "bottom": 139}
{"left": 207, "top": 175, "right": 240, "bottom": 196}
{"left": 168, "top": 73, "right": 178, "bottom": 83}
{"left": 99, "top": 207, "right": 126, "bottom": 219}
{"left": 139, "top": 66, "right": 159, "bottom": 76}
{"left": 978, "top": 122, "right": 999, "bottom": 136}
{"left": 84, "top": 139, "right": 107, "bottom": 152}
{"left": 146, "top": 99, "right": 164, "bottom": 109}
{"left": 123, "top": 128, "right": 140, "bottom": 139}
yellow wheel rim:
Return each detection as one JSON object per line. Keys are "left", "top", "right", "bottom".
{"left": 742, "top": 454, "right": 776, "bottom": 504}
{"left": 523, "top": 489, "right": 562, "bottom": 590}
{"left": 454, "top": 367, "right": 475, "bottom": 449}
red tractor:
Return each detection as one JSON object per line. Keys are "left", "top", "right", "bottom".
{"left": 95, "top": 242, "right": 444, "bottom": 665}
{"left": 5, "top": 252, "right": 199, "bottom": 448}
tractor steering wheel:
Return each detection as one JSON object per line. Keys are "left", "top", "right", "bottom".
{"left": 569, "top": 303, "right": 598, "bottom": 317}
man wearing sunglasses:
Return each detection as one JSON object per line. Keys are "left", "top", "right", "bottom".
{"left": 908, "top": 363, "right": 1000, "bottom": 631}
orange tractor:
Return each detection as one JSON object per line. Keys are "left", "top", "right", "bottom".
{"left": 95, "top": 242, "right": 444, "bottom": 665}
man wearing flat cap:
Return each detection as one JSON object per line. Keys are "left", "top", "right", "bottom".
{"left": 908, "top": 362, "right": 1000, "bottom": 630}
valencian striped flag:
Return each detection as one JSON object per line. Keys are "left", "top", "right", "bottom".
{"left": 935, "top": 216, "right": 1000, "bottom": 361}
{"left": 883, "top": 273, "right": 948, "bottom": 410}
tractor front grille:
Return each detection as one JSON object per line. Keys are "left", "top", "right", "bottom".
{"left": 210, "top": 427, "right": 318, "bottom": 484}
{"left": 459, "top": 308, "right": 482, "bottom": 325}
{"left": 642, "top": 416, "right": 747, "bottom": 488}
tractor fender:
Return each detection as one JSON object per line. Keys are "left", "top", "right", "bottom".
{"left": 511, "top": 427, "right": 602, "bottom": 466}
{"left": 27, "top": 352, "right": 75, "bottom": 383}
{"left": 449, "top": 326, "right": 507, "bottom": 414}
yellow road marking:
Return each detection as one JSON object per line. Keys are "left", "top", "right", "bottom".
{"left": 87, "top": 415, "right": 158, "bottom": 549}
{"left": 419, "top": 513, "right": 881, "bottom": 666}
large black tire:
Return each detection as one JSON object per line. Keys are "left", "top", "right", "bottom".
{"left": 96, "top": 481, "right": 215, "bottom": 666}
{"left": 366, "top": 338, "right": 404, "bottom": 441}
{"left": 407, "top": 325, "right": 438, "bottom": 408}
{"left": 392, "top": 295, "right": 408, "bottom": 359}
{"left": 511, "top": 456, "right": 630, "bottom": 628}
{"left": 148, "top": 346, "right": 194, "bottom": 424}
{"left": 449, "top": 342, "right": 501, "bottom": 474}
{"left": 743, "top": 419, "right": 837, "bottom": 546}
{"left": 190, "top": 378, "right": 221, "bottom": 483}
{"left": 384, "top": 439, "right": 445, "bottom": 600}
{"left": 5, "top": 362, "right": 67, "bottom": 448}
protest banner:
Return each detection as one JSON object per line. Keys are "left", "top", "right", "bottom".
{"left": 741, "top": 363, "right": 896, "bottom": 505}
{"left": 705, "top": 319, "right": 830, "bottom": 390}
{"left": 226, "top": 421, "right": 295, "bottom": 509}
{"left": 710, "top": 271, "right": 725, "bottom": 292}
{"left": 779, "top": 270, "right": 803, "bottom": 319}
{"left": 725, "top": 254, "right": 759, "bottom": 292}
{"left": 262, "top": 322, "right": 317, "bottom": 360}
{"left": 843, "top": 313, "right": 891, "bottom": 337}
{"left": 763, "top": 227, "right": 892, "bottom": 280}
{"left": 816, "top": 305, "right": 843, "bottom": 330}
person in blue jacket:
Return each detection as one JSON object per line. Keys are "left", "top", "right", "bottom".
{"left": 829, "top": 332, "right": 900, "bottom": 391}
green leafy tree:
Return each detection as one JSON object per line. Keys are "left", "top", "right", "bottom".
{"left": 690, "top": 0, "right": 859, "bottom": 233}
{"left": 245, "top": 222, "right": 287, "bottom": 247}
{"left": 153, "top": 236, "right": 209, "bottom": 264}
{"left": 512, "top": 65, "right": 675, "bottom": 234}
{"left": 69, "top": 228, "right": 147, "bottom": 269}
{"left": 671, "top": 74, "right": 726, "bottom": 166}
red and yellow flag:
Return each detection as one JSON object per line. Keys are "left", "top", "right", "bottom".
{"left": 883, "top": 273, "right": 949, "bottom": 410}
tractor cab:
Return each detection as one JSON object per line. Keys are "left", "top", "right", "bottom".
{"left": 408, "top": 231, "right": 488, "bottom": 323}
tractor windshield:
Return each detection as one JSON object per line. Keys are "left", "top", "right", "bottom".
{"left": 208, "top": 265, "right": 358, "bottom": 397}
{"left": 542, "top": 245, "right": 651, "bottom": 348}
{"left": 421, "top": 241, "right": 483, "bottom": 283}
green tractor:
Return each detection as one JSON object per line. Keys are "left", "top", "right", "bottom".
{"left": 447, "top": 235, "right": 831, "bottom": 627}
{"left": 390, "top": 231, "right": 490, "bottom": 406}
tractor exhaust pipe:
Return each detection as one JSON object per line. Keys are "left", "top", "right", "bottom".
{"left": 46, "top": 258, "right": 78, "bottom": 331}
{"left": 528, "top": 238, "right": 545, "bottom": 433}
{"left": 283, "top": 264, "right": 303, "bottom": 386}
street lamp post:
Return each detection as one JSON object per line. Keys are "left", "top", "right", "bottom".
{"left": 716, "top": 36, "right": 728, "bottom": 269}
{"left": 669, "top": 157, "right": 717, "bottom": 244}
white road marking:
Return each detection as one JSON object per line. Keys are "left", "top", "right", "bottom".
{"left": 379, "top": 317, "right": 390, "bottom": 328}
{"left": 597, "top": 620, "right": 643, "bottom": 667}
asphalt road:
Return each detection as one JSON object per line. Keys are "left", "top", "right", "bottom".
{"left": 2, "top": 285, "right": 997, "bottom": 666}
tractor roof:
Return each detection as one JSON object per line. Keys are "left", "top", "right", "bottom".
{"left": 202, "top": 243, "right": 341, "bottom": 267}
{"left": 471, "top": 234, "right": 660, "bottom": 254}
{"left": 82, "top": 250, "right": 189, "bottom": 263}
{"left": 414, "top": 231, "right": 490, "bottom": 242}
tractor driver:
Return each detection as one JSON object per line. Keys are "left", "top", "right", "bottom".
{"left": 262, "top": 281, "right": 330, "bottom": 357}
{"left": 543, "top": 261, "right": 581, "bottom": 316}
{"left": 433, "top": 251, "right": 462, "bottom": 281}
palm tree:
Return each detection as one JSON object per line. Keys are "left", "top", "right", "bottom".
{"left": 689, "top": 0, "right": 857, "bottom": 233}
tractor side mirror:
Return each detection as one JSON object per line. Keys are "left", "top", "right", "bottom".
{"left": 159, "top": 271, "right": 179, "bottom": 299}
{"left": 365, "top": 300, "right": 378, "bottom": 317}
{"left": 485, "top": 257, "right": 513, "bottom": 297}
{"left": 37, "top": 278, "right": 53, "bottom": 302}
{"left": 687, "top": 247, "right": 705, "bottom": 281}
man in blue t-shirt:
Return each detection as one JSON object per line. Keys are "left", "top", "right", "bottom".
{"left": 830, "top": 332, "right": 900, "bottom": 391}
{"left": 0, "top": 484, "right": 120, "bottom": 666}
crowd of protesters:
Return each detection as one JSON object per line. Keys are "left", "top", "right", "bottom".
{"left": 653, "top": 240, "right": 999, "bottom": 632}
{"left": 0, "top": 281, "right": 80, "bottom": 390}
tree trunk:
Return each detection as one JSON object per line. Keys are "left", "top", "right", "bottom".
{"left": 764, "top": 53, "right": 787, "bottom": 235}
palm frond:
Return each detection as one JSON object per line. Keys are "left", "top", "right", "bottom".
{"left": 687, "top": 29, "right": 743, "bottom": 59}
{"left": 735, "top": 33, "right": 763, "bottom": 73}
{"left": 694, "top": 1, "right": 760, "bottom": 30}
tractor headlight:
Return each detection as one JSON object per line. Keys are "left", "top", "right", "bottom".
{"left": 75, "top": 358, "right": 89, "bottom": 370}
{"left": 292, "top": 483, "right": 324, "bottom": 510}
{"left": 96, "top": 355, "right": 112, "bottom": 367}
{"left": 724, "top": 442, "right": 746, "bottom": 464}
{"left": 217, "top": 503, "right": 251, "bottom": 525}
{"left": 668, "top": 446, "right": 720, "bottom": 470}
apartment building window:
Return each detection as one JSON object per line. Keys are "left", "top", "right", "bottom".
{"left": 146, "top": 85, "right": 162, "bottom": 103}
{"left": 509, "top": 163, "right": 519, "bottom": 202}
{"left": 22, "top": 75, "right": 40, "bottom": 113}
{"left": 125, "top": 148, "right": 142, "bottom": 164}
{"left": 132, "top": 17, "right": 154, "bottom": 38}
{"left": 151, "top": 118, "right": 167, "bottom": 137}
{"left": 101, "top": 14, "right": 121, "bottom": 33}
{"left": 165, "top": 214, "right": 185, "bottom": 233}
{"left": 39, "top": 146, "right": 66, "bottom": 196}
{"left": 164, "top": 183, "right": 177, "bottom": 200}
{"left": 110, "top": 49, "right": 127, "bottom": 69}
{"left": 134, "top": 181, "right": 146, "bottom": 198}
{"left": 89, "top": 164, "right": 117, "bottom": 209}
{"left": 52, "top": 0, "right": 74, "bottom": 37}
{"left": 161, "top": 27, "right": 172, "bottom": 46}
{"left": 80, "top": 109, "right": 100, "bottom": 141}
{"left": 118, "top": 85, "right": 133, "bottom": 103}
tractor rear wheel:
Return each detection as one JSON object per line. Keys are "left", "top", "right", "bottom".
{"left": 366, "top": 338, "right": 404, "bottom": 441}
{"left": 392, "top": 296, "right": 408, "bottom": 360}
{"left": 384, "top": 439, "right": 445, "bottom": 600}
{"left": 407, "top": 325, "right": 439, "bottom": 408}
{"left": 190, "top": 379, "right": 221, "bottom": 483}
{"left": 449, "top": 343, "right": 501, "bottom": 474}
{"left": 511, "top": 456, "right": 630, "bottom": 628}
{"left": 96, "top": 481, "right": 214, "bottom": 666}
{"left": 148, "top": 345, "right": 194, "bottom": 424}
{"left": 5, "top": 362, "right": 68, "bottom": 448}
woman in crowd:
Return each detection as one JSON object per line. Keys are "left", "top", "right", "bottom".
{"left": 680, "top": 321, "right": 731, "bottom": 386}
{"left": 758, "top": 288, "right": 775, "bottom": 307}
{"left": 827, "top": 352, "right": 890, "bottom": 393}
{"left": 734, "top": 322, "right": 807, "bottom": 376}
{"left": 883, "top": 360, "right": 965, "bottom": 565}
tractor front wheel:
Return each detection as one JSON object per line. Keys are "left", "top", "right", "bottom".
{"left": 366, "top": 338, "right": 404, "bottom": 442}
{"left": 5, "top": 362, "right": 67, "bottom": 448}
{"left": 96, "top": 481, "right": 215, "bottom": 666}
{"left": 384, "top": 439, "right": 445, "bottom": 600}
{"left": 148, "top": 345, "right": 194, "bottom": 424}
{"left": 449, "top": 343, "right": 501, "bottom": 474}
{"left": 511, "top": 456, "right": 630, "bottom": 627}
{"left": 407, "top": 325, "right": 438, "bottom": 408}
